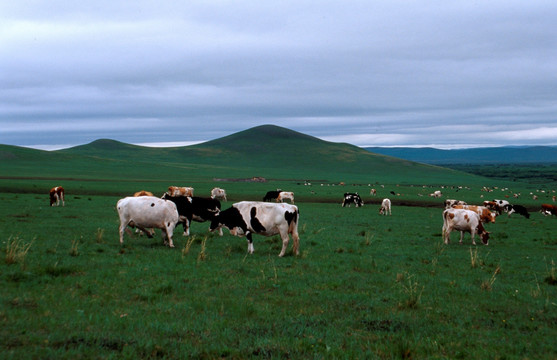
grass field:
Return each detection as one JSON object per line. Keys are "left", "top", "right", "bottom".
{"left": 2, "top": 182, "right": 556, "bottom": 359}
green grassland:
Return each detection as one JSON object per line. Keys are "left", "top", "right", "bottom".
{"left": 1, "top": 125, "right": 556, "bottom": 358}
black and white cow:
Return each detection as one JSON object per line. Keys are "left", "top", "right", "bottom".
{"left": 263, "top": 190, "right": 282, "bottom": 202}
{"left": 342, "top": 192, "right": 363, "bottom": 207}
{"left": 209, "top": 201, "right": 300, "bottom": 257}
{"left": 161, "top": 194, "right": 222, "bottom": 236}
{"left": 504, "top": 204, "right": 530, "bottom": 219}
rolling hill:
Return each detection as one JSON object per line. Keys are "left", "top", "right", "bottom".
{"left": 2, "top": 125, "right": 481, "bottom": 187}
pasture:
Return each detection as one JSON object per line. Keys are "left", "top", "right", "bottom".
{"left": 1, "top": 182, "right": 556, "bottom": 359}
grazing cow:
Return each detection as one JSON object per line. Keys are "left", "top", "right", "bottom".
{"left": 442, "top": 208, "right": 490, "bottom": 245}
{"left": 116, "top": 196, "right": 179, "bottom": 247}
{"left": 209, "top": 201, "right": 300, "bottom": 257}
{"left": 210, "top": 187, "right": 227, "bottom": 201}
{"left": 451, "top": 205, "right": 497, "bottom": 224}
{"left": 49, "top": 186, "right": 65, "bottom": 207}
{"left": 342, "top": 193, "right": 363, "bottom": 207}
{"left": 541, "top": 204, "right": 557, "bottom": 216}
{"left": 370, "top": 188, "right": 377, "bottom": 196}
{"left": 166, "top": 186, "right": 194, "bottom": 197}
{"left": 379, "top": 198, "right": 391, "bottom": 215}
{"left": 161, "top": 194, "right": 222, "bottom": 236}
{"left": 263, "top": 190, "right": 282, "bottom": 202}
{"left": 429, "top": 190, "right": 442, "bottom": 198}
{"left": 504, "top": 204, "right": 530, "bottom": 219}
{"left": 134, "top": 190, "right": 154, "bottom": 197}
{"left": 445, "top": 199, "right": 467, "bottom": 209}
{"left": 277, "top": 191, "right": 295, "bottom": 204}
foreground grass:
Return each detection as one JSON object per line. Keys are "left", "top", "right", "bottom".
{"left": 1, "top": 193, "right": 556, "bottom": 359}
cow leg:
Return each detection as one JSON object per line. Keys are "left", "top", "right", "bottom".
{"left": 119, "top": 223, "right": 126, "bottom": 244}
{"left": 60, "top": 193, "right": 65, "bottom": 207}
{"left": 278, "top": 232, "right": 290, "bottom": 257}
{"left": 459, "top": 231, "right": 464, "bottom": 244}
{"left": 246, "top": 232, "right": 254, "bottom": 254}
{"left": 470, "top": 231, "right": 477, "bottom": 246}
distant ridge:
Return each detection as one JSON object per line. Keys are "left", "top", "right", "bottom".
{"left": 365, "top": 146, "right": 557, "bottom": 164}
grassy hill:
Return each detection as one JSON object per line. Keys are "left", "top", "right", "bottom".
{"left": 1, "top": 125, "right": 491, "bottom": 196}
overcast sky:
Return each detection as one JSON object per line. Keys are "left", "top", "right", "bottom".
{"left": 2, "top": 1, "right": 556, "bottom": 150}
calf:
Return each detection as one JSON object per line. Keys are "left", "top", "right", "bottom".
{"left": 263, "top": 190, "right": 282, "bottom": 202}
{"left": 117, "top": 196, "right": 179, "bottom": 247}
{"left": 342, "top": 193, "right": 363, "bottom": 207}
{"left": 277, "top": 191, "right": 295, "bottom": 204}
{"left": 541, "top": 203, "right": 557, "bottom": 216}
{"left": 379, "top": 198, "right": 391, "bottom": 215}
{"left": 49, "top": 186, "right": 65, "bottom": 207}
{"left": 161, "top": 194, "right": 222, "bottom": 236}
{"left": 504, "top": 204, "right": 530, "bottom": 219}
{"left": 443, "top": 208, "right": 490, "bottom": 245}
{"left": 210, "top": 187, "right": 227, "bottom": 201}
{"left": 209, "top": 201, "right": 300, "bottom": 257}
{"left": 452, "top": 205, "right": 496, "bottom": 224}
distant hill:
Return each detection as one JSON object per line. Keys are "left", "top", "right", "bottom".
{"left": 1, "top": 125, "right": 479, "bottom": 185}
{"left": 364, "top": 146, "right": 557, "bottom": 164}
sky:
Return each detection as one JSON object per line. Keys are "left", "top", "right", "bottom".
{"left": 1, "top": 1, "right": 557, "bottom": 150}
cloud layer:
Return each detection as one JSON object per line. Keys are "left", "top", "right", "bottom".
{"left": 1, "top": 1, "right": 556, "bottom": 149}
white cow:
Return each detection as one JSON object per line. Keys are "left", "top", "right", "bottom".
{"left": 442, "top": 208, "right": 490, "bottom": 245}
{"left": 117, "top": 196, "right": 180, "bottom": 248}
{"left": 210, "top": 187, "right": 227, "bottom": 201}
{"left": 277, "top": 191, "right": 295, "bottom": 204}
{"left": 430, "top": 190, "right": 443, "bottom": 198}
{"left": 209, "top": 201, "right": 300, "bottom": 257}
{"left": 379, "top": 198, "right": 391, "bottom": 215}
{"left": 444, "top": 199, "right": 467, "bottom": 209}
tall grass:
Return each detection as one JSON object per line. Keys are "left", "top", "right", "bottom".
{"left": 5, "top": 236, "right": 32, "bottom": 268}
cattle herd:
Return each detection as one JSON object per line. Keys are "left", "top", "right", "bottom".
{"left": 48, "top": 184, "right": 557, "bottom": 255}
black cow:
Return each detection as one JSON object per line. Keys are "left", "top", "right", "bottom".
{"left": 342, "top": 192, "right": 363, "bottom": 207}
{"left": 263, "top": 189, "right": 282, "bottom": 202}
{"left": 504, "top": 204, "right": 530, "bottom": 219}
{"left": 161, "top": 194, "right": 222, "bottom": 235}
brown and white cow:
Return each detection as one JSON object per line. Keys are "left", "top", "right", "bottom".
{"left": 451, "top": 205, "right": 496, "bottom": 224}
{"left": 134, "top": 190, "right": 154, "bottom": 197}
{"left": 277, "top": 191, "right": 295, "bottom": 204}
{"left": 445, "top": 199, "right": 467, "bottom": 209}
{"left": 117, "top": 196, "right": 180, "bottom": 247}
{"left": 370, "top": 188, "right": 377, "bottom": 196}
{"left": 210, "top": 187, "right": 227, "bottom": 201}
{"left": 49, "top": 186, "right": 65, "bottom": 207}
{"left": 541, "top": 204, "right": 557, "bottom": 216}
{"left": 379, "top": 198, "right": 391, "bottom": 215}
{"left": 442, "top": 208, "right": 490, "bottom": 245}
{"left": 166, "top": 186, "right": 194, "bottom": 197}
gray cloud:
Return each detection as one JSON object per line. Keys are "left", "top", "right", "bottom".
{"left": 1, "top": 1, "right": 556, "bottom": 149}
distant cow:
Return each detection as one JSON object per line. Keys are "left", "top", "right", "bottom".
{"left": 451, "top": 205, "right": 496, "bottom": 224}
{"left": 210, "top": 187, "right": 227, "bottom": 201}
{"left": 445, "top": 199, "right": 467, "bottom": 209}
{"left": 277, "top": 191, "right": 295, "bottom": 204}
{"left": 117, "top": 196, "right": 179, "bottom": 247}
{"left": 166, "top": 186, "right": 194, "bottom": 197}
{"left": 484, "top": 199, "right": 510, "bottom": 215}
{"left": 161, "top": 194, "right": 222, "bottom": 236}
{"left": 49, "top": 186, "right": 65, "bottom": 207}
{"left": 209, "top": 201, "right": 300, "bottom": 257}
{"left": 134, "top": 190, "right": 154, "bottom": 197}
{"left": 541, "top": 204, "right": 557, "bottom": 216}
{"left": 504, "top": 204, "right": 530, "bottom": 219}
{"left": 430, "top": 190, "right": 442, "bottom": 198}
{"left": 342, "top": 193, "right": 363, "bottom": 207}
{"left": 443, "top": 208, "right": 490, "bottom": 245}
{"left": 263, "top": 190, "right": 282, "bottom": 202}
{"left": 370, "top": 188, "right": 377, "bottom": 196}
{"left": 379, "top": 198, "right": 391, "bottom": 215}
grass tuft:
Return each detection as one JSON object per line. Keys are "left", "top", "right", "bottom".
{"left": 544, "top": 259, "right": 557, "bottom": 285}
{"left": 481, "top": 264, "right": 501, "bottom": 291}
{"left": 5, "top": 236, "right": 32, "bottom": 268}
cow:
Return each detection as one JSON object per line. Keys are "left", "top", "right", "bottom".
{"left": 451, "top": 205, "right": 497, "bottom": 224}
{"left": 116, "top": 196, "right": 179, "bottom": 247}
{"left": 445, "top": 199, "right": 467, "bottom": 209}
{"left": 342, "top": 193, "right": 363, "bottom": 207}
{"left": 49, "top": 186, "right": 65, "bottom": 207}
{"left": 209, "top": 201, "right": 299, "bottom": 257}
{"left": 263, "top": 190, "right": 282, "bottom": 202}
{"left": 541, "top": 204, "right": 557, "bottom": 216}
{"left": 442, "top": 208, "right": 490, "bottom": 245}
{"left": 166, "top": 186, "right": 194, "bottom": 197}
{"left": 134, "top": 190, "right": 154, "bottom": 197}
{"left": 489, "top": 199, "right": 511, "bottom": 215}
{"left": 379, "top": 198, "right": 391, "bottom": 215}
{"left": 429, "top": 190, "right": 442, "bottom": 198}
{"left": 370, "top": 188, "right": 377, "bottom": 196}
{"left": 277, "top": 191, "right": 295, "bottom": 204}
{"left": 504, "top": 204, "right": 530, "bottom": 219}
{"left": 161, "top": 194, "right": 222, "bottom": 236}
{"left": 210, "top": 187, "right": 227, "bottom": 201}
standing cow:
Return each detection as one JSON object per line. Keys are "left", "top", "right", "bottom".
{"left": 442, "top": 208, "right": 490, "bottom": 245}
{"left": 277, "top": 191, "right": 295, "bottom": 204}
{"left": 49, "top": 186, "right": 65, "bottom": 207}
{"left": 116, "top": 196, "right": 179, "bottom": 247}
{"left": 342, "top": 193, "right": 363, "bottom": 207}
{"left": 211, "top": 187, "right": 227, "bottom": 201}
{"left": 161, "top": 194, "right": 222, "bottom": 236}
{"left": 263, "top": 190, "right": 282, "bottom": 202}
{"left": 379, "top": 198, "right": 391, "bottom": 215}
{"left": 210, "top": 201, "right": 300, "bottom": 257}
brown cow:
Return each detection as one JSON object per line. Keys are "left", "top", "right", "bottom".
{"left": 541, "top": 204, "right": 557, "bottom": 216}
{"left": 166, "top": 186, "right": 194, "bottom": 197}
{"left": 49, "top": 186, "right": 65, "bottom": 207}
{"left": 134, "top": 190, "right": 154, "bottom": 197}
